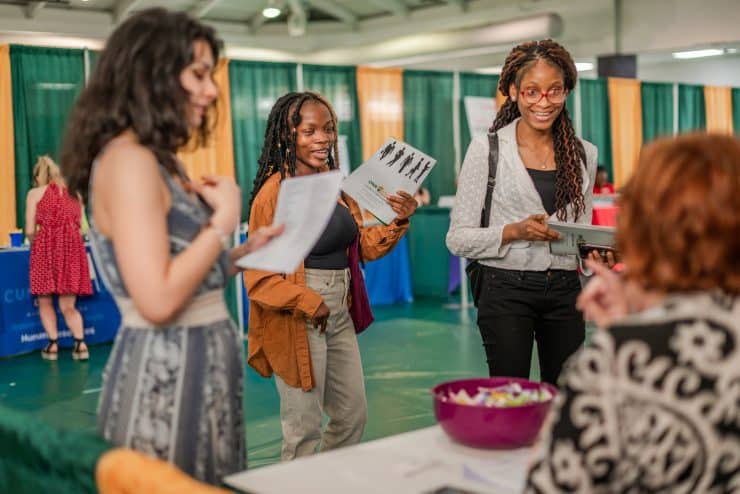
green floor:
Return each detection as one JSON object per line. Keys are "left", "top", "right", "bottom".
{"left": 0, "top": 298, "right": 587, "bottom": 468}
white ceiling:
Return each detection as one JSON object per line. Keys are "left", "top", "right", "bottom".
{"left": 0, "top": 0, "right": 739, "bottom": 84}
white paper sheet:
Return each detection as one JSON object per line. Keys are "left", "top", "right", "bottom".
{"left": 341, "top": 137, "right": 436, "bottom": 225}
{"left": 236, "top": 170, "right": 343, "bottom": 273}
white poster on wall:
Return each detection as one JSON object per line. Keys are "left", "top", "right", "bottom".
{"left": 463, "top": 96, "right": 497, "bottom": 138}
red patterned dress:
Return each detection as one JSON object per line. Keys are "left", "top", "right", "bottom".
{"left": 29, "top": 183, "right": 93, "bottom": 296}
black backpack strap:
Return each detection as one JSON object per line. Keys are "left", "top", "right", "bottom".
{"left": 480, "top": 132, "right": 499, "bottom": 228}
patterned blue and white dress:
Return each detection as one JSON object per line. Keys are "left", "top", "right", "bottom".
{"left": 89, "top": 162, "right": 245, "bottom": 484}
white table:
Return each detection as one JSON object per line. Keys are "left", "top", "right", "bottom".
{"left": 224, "top": 426, "right": 531, "bottom": 494}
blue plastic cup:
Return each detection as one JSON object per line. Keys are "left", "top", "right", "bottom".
{"left": 9, "top": 232, "right": 23, "bottom": 247}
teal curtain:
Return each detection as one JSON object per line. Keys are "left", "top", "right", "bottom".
{"left": 10, "top": 45, "right": 85, "bottom": 226}
{"left": 85, "top": 49, "right": 100, "bottom": 79}
{"left": 229, "top": 61, "right": 297, "bottom": 220}
{"left": 678, "top": 83, "right": 706, "bottom": 133}
{"left": 641, "top": 82, "right": 674, "bottom": 143}
{"left": 579, "top": 78, "right": 612, "bottom": 180}
{"left": 732, "top": 88, "right": 740, "bottom": 136}
{"left": 458, "top": 73, "right": 498, "bottom": 153}
{"left": 302, "top": 64, "right": 363, "bottom": 171}
{"left": 566, "top": 87, "right": 576, "bottom": 119}
{"left": 403, "top": 70, "right": 455, "bottom": 202}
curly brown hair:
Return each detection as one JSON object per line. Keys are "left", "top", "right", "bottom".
{"left": 491, "top": 39, "right": 586, "bottom": 221}
{"left": 618, "top": 133, "right": 740, "bottom": 294}
{"left": 61, "top": 8, "right": 222, "bottom": 201}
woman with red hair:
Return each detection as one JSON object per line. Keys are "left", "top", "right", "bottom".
{"left": 525, "top": 133, "right": 740, "bottom": 493}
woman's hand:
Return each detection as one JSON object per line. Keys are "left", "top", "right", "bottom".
{"left": 576, "top": 259, "right": 629, "bottom": 329}
{"left": 229, "top": 224, "right": 285, "bottom": 266}
{"left": 505, "top": 214, "right": 561, "bottom": 243}
{"left": 310, "top": 302, "right": 330, "bottom": 333}
{"left": 191, "top": 175, "right": 241, "bottom": 234}
{"left": 586, "top": 249, "right": 618, "bottom": 269}
{"left": 386, "top": 190, "right": 417, "bottom": 221}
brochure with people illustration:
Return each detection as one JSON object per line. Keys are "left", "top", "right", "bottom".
{"left": 341, "top": 138, "right": 437, "bottom": 225}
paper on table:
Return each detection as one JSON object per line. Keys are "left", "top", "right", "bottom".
{"left": 342, "top": 137, "right": 436, "bottom": 225}
{"left": 236, "top": 170, "right": 343, "bottom": 273}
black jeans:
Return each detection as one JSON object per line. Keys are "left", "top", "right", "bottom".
{"left": 476, "top": 266, "right": 585, "bottom": 385}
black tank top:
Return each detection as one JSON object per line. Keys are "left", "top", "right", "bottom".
{"left": 305, "top": 203, "right": 359, "bottom": 269}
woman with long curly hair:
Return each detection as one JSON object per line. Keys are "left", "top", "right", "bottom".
{"left": 60, "top": 8, "right": 280, "bottom": 483}
{"left": 245, "top": 91, "right": 417, "bottom": 460}
{"left": 446, "top": 39, "right": 598, "bottom": 385}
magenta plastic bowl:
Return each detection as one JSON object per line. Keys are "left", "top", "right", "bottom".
{"left": 432, "top": 377, "right": 557, "bottom": 449}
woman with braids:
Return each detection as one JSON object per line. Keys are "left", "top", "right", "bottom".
{"left": 60, "top": 8, "right": 280, "bottom": 483}
{"left": 244, "top": 91, "right": 417, "bottom": 460}
{"left": 446, "top": 39, "right": 599, "bottom": 385}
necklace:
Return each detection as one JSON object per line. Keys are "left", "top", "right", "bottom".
{"left": 520, "top": 145, "right": 552, "bottom": 170}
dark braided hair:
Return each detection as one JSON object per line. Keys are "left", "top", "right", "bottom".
{"left": 248, "top": 91, "right": 340, "bottom": 213}
{"left": 491, "top": 39, "right": 587, "bottom": 221}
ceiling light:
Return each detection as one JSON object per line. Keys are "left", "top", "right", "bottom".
{"left": 575, "top": 62, "right": 594, "bottom": 72}
{"left": 672, "top": 49, "right": 725, "bottom": 59}
{"left": 262, "top": 6, "right": 281, "bottom": 18}
{"left": 475, "top": 66, "right": 502, "bottom": 75}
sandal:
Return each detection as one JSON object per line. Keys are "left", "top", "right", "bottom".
{"left": 72, "top": 338, "right": 89, "bottom": 361}
{"left": 41, "top": 339, "right": 58, "bottom": 361}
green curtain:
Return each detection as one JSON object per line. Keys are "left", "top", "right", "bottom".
{"left": 566, "top": 87, "right": 576, "bottom": 119}
{"left": 641, "top": 82, "right": 674, "bottom": 143}
{"left": 678, "top": 83, "right": 706, "bottom": 133}
{"left": 403, "top": 70, "right": 455, "bottom": 202}
{"left": 229, "top": 61, "right": 297, "bottom": 221}
{"left": 302, "top": 64, "right": 363, "bottom": 171}
{"left": 458, "top": 73, "right": 498, "bottom": 154}
{"left": 732, "top": 88, "right": 740, "bottom": 136}
{"left": 85, "top": 49, "right": 100, "bottom": 79}
{"left": 579, "top": 78, "right": 612, "bottom": 180}
{"left": 10, "top": 45, "right": 85, "bottom": 226}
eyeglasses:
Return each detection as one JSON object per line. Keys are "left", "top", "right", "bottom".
{"left": 519, "top": 87, "right": 567, "bottom": 105}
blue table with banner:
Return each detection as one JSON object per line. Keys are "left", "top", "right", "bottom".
{"left": 238, "top": 234, "right": 413, "bottom": 328}
{"left": 0, "top": 245, "right": 120, "bottom": 358}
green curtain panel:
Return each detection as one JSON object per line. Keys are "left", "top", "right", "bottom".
{"left": 641, "top": 82, "right": 674, "bottom": 143}
{"left": 579, "top": 78, "right": 613, "bottom": 180}
{"left": 229, "top": 60, "right": 297, "bottom": 221}
{"left": 732, "top": 88, "right": 740, "bottom": 136}
{"left": 302, "top": 64, "right": 363, "bottom": 171}
{"left": 403, "top": 70, "right": 455, "bottom": 202}
{"left": 678, "top": 83, "right": 706, "bottom": 133}
{"left": 566, "top": 87, "right": 576, "bottom": 120}
{"left": 458, "top": 73, "right": 498, "bottom": 154}
{"left": 11, "top": 45, "right": 85, "bottom": 226}
{"left": 85, "top": 49, "right": 100, "bottom": 79}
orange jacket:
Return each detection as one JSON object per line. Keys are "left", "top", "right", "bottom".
{"left": 244, "top": 172, "right": 410, "bottom": 390}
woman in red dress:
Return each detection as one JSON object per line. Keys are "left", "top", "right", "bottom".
{"left": 24, "top": 156, "right": 92, "bottom": 360}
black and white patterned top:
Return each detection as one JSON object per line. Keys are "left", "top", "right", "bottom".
{"left": 446, "top": 118, "right": 598, "bottom": 271}
{"left": 525, "top": 291, "right": 740, "bottom": 493}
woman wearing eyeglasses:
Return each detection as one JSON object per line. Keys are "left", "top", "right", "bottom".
{"left": 446, "top": 39, "right": 598, "bottom": 385}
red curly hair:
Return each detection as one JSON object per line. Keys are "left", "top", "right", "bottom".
{"left": 618, "top": 133, "right": 740, "bottom": 294}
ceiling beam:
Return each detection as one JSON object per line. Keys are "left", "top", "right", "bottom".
{"left": 446, "top": 0, "right": 467, "bottom": 12}
{"left": 190, "top": 0, "right": 222, "bottom": 18}
{"left": 369, "top": 0, "right": 408, "bottom": 17}
{"left": 25, "top": 1, "right": 46, "bottom": 19}
{"left": 248, "top": 12, "right": 268, "bottom": 35}
{"left": 113, "top": 0, "right": 144, "bottom": 23}
{"left": 306, "top": 0, "right": 358, "bottom": 27}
